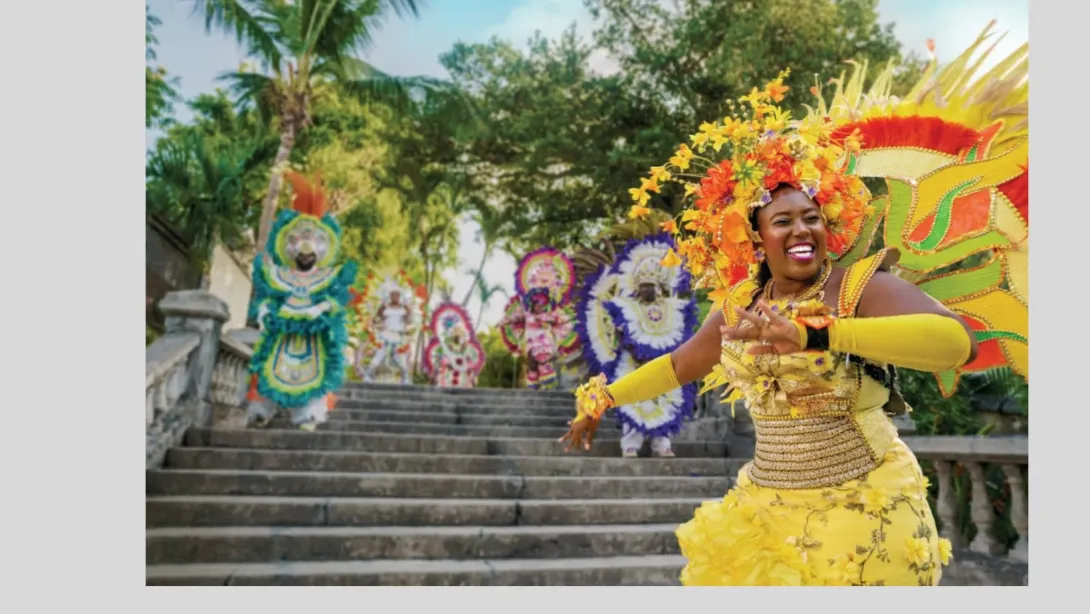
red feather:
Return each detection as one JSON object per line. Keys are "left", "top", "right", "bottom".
{"left": 831, "top": 116, "right": 980, "bottom": 156}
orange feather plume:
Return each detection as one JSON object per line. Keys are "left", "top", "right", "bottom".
{"left": 284, "top": 171, "right": 330, "bottom": 217}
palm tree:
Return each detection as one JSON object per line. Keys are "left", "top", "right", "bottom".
{"left": 459, "top": 204, "right": 504, "bottom": 307}
{"left": 191, "top": 0, "right": 450, "bottom": 258}
{"left": 472, "top": 275, "right": 507, "bottom": 332}
{"left": 146, "top": 128, "right": 278, "bottom": 281}
{"left": 146, "top": 6, "right": 178, "bottom": 128}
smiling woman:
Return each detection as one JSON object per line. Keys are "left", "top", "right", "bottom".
{"left": 559, "top": 25, "right": 1028, "bottom": 585}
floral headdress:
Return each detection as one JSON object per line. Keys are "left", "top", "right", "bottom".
{"left": 629, "top": 69, "right": 872, "bottom": 307}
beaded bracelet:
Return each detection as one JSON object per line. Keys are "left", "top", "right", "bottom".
{"left": 574, "top": 374, "right": 615, "bottom": 421}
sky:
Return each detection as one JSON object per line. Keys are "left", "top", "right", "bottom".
{"left": 147, "top": 0, "right": 1028, "bottom": 332}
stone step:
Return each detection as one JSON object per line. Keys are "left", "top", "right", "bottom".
{"left": 334, "top": 397, "right": 576, "bottom": 415}
{"left": 331, "top": 408, "right": 584, "bottom": 428}
{"left": 146, "top": 523, "right": 681, "bottom": 564}
{"left": 146, "top": 469, "right": 732, "bottom": 500}
{"left": 185, "top": 428, "right": 730, "bottom": 459}
{"left": 145, "top": 554, "right": 685, "bottom": 586}
{"left": 342, "top": 382, "right": 575, "bottom": 401}
{"left": 166, "top": 447, "right": 744, "bottom": 477}
{"left": 318, "top": 419, "right": 572, "bottom": 439}
{"left": 145, "top": 495, "right": 709, "bottom": 528}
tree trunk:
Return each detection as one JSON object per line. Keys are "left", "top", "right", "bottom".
{"left": 256, "top": 124, "right": 297, "bottom": 257}
{"left": 461, "top": 240, "right": 489, "bottom": 307}
{"left": 245, "top": 123, "right": 296, "bottom": 327}
{"left": 474, "top": 300, "right": 487, "bottom": 332}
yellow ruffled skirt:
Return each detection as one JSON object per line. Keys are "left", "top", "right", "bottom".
{"left": 676, "top": 440, "right": 952, "bottom": 586}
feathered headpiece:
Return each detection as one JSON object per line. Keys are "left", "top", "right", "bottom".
{"left": 628, "top": 69, "right": 872, "bottom": 304}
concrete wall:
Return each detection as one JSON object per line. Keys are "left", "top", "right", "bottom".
{"left": 206, "top": 244, "right": 252, "bottom": 330}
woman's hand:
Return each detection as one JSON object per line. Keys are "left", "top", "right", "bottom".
{"left": 721, "top": 299, "right": 804, "bottom": 356}
{"left": 559, "top": 415, "right": 601, "bottom": 452}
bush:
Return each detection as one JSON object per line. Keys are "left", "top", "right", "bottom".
{"left": 476, "top": 328, "right": 521, "bottom": 389}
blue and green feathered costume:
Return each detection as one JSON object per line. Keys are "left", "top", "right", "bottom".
{"left": 247, "top": 173, "right": 358, "bottom": 426}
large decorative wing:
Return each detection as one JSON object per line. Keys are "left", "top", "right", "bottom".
{"left": 516, "top": 246, "right": 577, "bottom": 306}
{"left": 816, "top": 22, "right": 1028, "bottom": 396}
{"left": 555, "top": 304, "right": 582, "bottom": 358}
{"left": 499, "top": 295, "right": 526, "bottom": 354}
{"left": 574, "top": 262, "right": 622, "bottom": 377}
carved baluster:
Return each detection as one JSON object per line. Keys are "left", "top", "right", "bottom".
{"left": 967, "top": 461, "right": 1001, "bottom": 555}
{"left": 1002, "top": 464, "right": 1028, "bottom": 562}
{"left": 146, "top": 388, "right": 156, "bottom": 427}
{"left": 933, "top": 460, "right": 964, "bottom": 548}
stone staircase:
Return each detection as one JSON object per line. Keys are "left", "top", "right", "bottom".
{"left": 145, "top": 382, "right": 743, "bottom": 585}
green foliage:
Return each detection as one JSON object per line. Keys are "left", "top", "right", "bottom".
{"left": 476, "top": 328, "right": 520, "bottom": 389}
{"left": 441, "top": 0, "right": 920, "bottom": 250}
{"left": 146, "top": 7, "right": 179, "bottom": 128}
{"left": 146, "top": 91, "right": 278, "bottom": 267}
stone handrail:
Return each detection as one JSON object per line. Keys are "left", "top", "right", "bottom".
{"left": 902, "top": 435, "right": 1028, "bottom": 564}
{"left": 146, "top": 290, "right": 243, "bottom": 469}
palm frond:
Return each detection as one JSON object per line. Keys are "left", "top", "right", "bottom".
{"left": 218, "top": 70, "right": 279, "bottom": 120}
{"left": 192, "top": 0, "right": 284, "bottom": 69}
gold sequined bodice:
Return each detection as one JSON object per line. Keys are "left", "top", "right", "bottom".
{"left": 719, "top": 251, "right": 900, "bottom": 490}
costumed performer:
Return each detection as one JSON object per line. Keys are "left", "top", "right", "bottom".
{"left": 561, "top": 25, "right": 1027, "bottom": 586}
{"left": 574, "top": 222, "right": 698, "bottom": 458}
{"left": 246, "top": 172, "right": 358, "bottom": 431}
{"left": 357, "top": 270, "right": 424, "bottom": 384}
{"left": 425, "top": 303, "right": 486, "bottom": 388}
{"left": 499, "top": 247, "right": 577, "bottom": 390}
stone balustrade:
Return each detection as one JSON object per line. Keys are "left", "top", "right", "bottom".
{"left": 902, "top": 435, "right": 1028, "bottom": 562}
{"left": 145, "top": 290, "right": 253, "bottom": 468}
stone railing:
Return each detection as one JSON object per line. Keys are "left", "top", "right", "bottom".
{"left": 902, "top": 434, "right": 1028, "bottom": 585}
{"left": 145, "top": 290, "right": 254, "bottom": 468}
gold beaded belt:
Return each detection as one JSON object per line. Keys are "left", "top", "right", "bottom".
{"left": 746, "top": 414, "right": 880, "bottom": 490}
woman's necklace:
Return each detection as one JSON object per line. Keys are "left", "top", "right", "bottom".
{"left": 762, "top": 260, "right": 832, "bottom": 310}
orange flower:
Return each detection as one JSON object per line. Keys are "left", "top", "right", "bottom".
{"left": 765, "top": 81, "right": 789, "bottom": 103}
{"left": 660, "top": 219, "right": 678, "bottom": 233}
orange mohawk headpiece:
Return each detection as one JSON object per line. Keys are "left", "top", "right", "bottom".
{"left": 284, "top": 171, "right": 330, "bottom": 217}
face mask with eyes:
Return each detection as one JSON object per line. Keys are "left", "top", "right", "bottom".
{"left": 267, "top": 172, "right": 343, "bottom": 271}
{"left": 284, "top": 218, "right": 334, "bottom": 271}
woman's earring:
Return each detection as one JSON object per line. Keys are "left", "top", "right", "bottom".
{"left": 755, "top": 247, "right": 765, "bottom": 262}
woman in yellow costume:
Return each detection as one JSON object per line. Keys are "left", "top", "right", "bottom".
{"left": 561, "top": 23, "right": 1027, "bottom": 586}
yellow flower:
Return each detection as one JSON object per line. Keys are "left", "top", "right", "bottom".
{"left": 650, "top": 165, "right": 671, "bottom": 182}
{"left": 660, "top": 248, "right": 682, "bottom": 267}
{"left": 764, "top": 106, "right": 792, "bottom": 132}
{"left": 669, "top": 144, "right": 694, "bottom": 170}
{"left": 640, "top": 175, "right": 662, "bottom": 194}
{"left": 628, "top": 187, "right": 650, "bottom": 206}
{"left": 739, "top": 87, "right": 764, "bottom": 107}
{"left": 904, "top": 537, "right": 931, "bottom": 566}
{"left": 822, "top": 201, "right": 843, "bottom": 221}
{"left": 629, "top": 205, "right": 651, "bottom": 219}
{"left": 690, "top": 121, "right": 719, "bottom": 150}
{"left": 861, "top": 488, "right": 892, "bottom": 514}
{"left": 683, "top": 183, "right": 698, "bottom": 197}
{"left": 660, "top": 219, "right": 678, "bottom": 233}
{"left": 937, "top": 538, "right": 953, "bottom": 565}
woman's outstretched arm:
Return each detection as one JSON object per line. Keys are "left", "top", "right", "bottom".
{"left": 672, "top": 307, "right": 727, "bottom": 385}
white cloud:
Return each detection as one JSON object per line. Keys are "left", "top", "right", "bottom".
{"left": 482, "top": 0, "right": 620, "bottom": 74}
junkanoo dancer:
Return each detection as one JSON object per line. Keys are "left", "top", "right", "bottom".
{"left": 562, "top": 25, "right": 1027, "bottom": 585}
{"left": 424, "top": 303, "right": 485, "bottom": 388}
{"left": 359, "top": 272, "right": 421, "bottom": 384}
{"left": 575, "top": 229, "right": 698, "bottom": 457}
{"left": 246, "top": 172, "right": 358, "bottom": 431}
{"left": 500, "top": 247, "right": 578, "bottom": 390}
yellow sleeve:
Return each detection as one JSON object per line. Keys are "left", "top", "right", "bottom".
{"left": 824, "top": 313, "right": 973, "bottom": 372}
{"left": 606, "top": 354, "right": 681, "bottom": 407}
